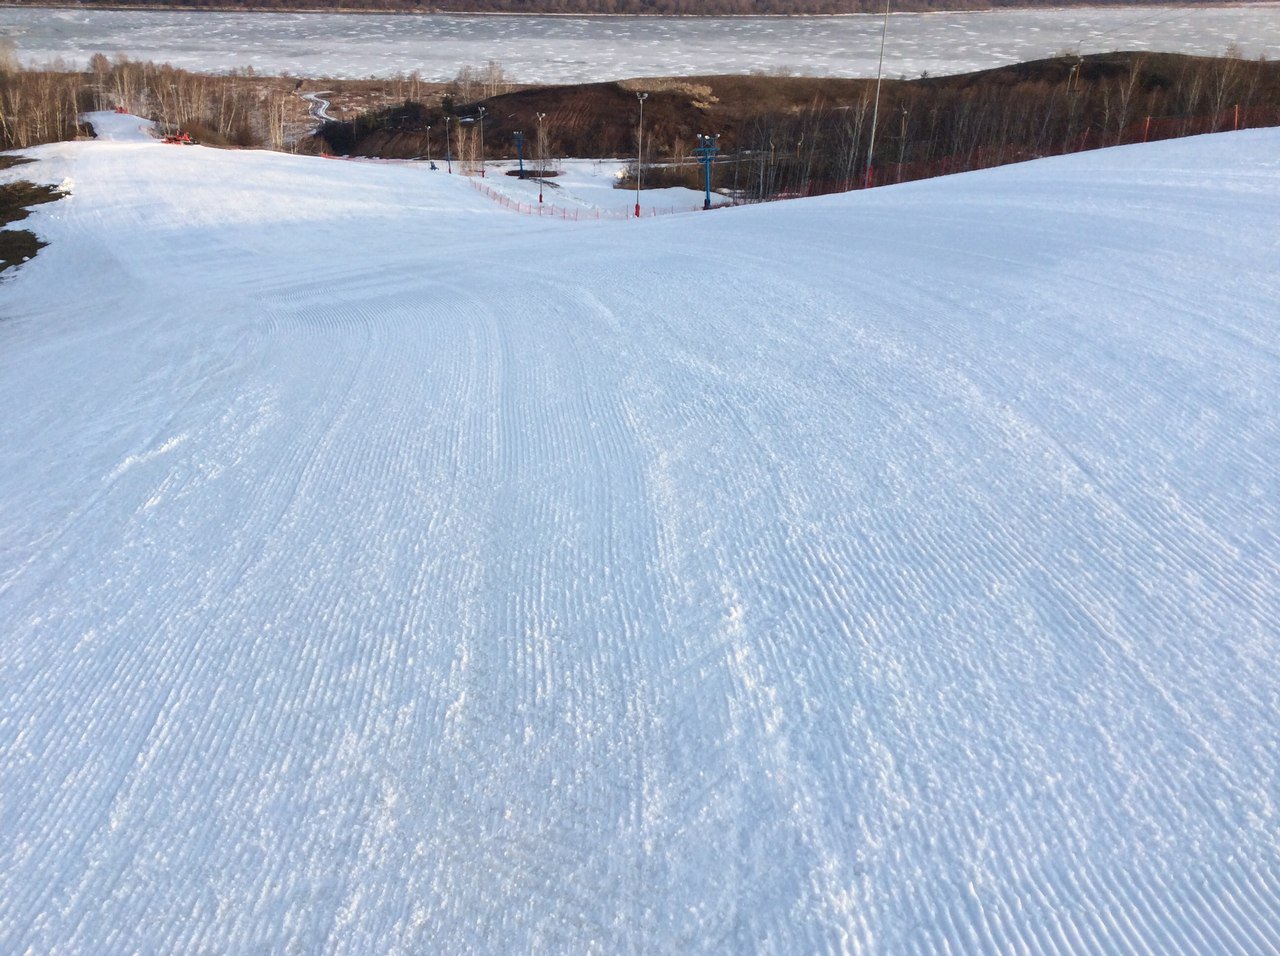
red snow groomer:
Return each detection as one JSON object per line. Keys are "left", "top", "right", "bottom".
{"left": 163, "top": 131, "right": 195, "bottom": 145}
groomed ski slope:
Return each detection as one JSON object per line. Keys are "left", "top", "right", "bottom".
{"left": 1, "top": 113, "right": 1278, "bottom": 953}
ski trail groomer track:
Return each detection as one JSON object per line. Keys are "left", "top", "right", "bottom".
{"left": 0, "top": 113, "right": 1278, "bottom": 953}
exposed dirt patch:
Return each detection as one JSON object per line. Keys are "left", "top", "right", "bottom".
{"left": 1, "top": 179, "right": 68, "bottom": 275}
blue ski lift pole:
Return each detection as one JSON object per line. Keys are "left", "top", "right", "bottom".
{"left": 694, "top": 133, "right": 720, "bottom": 210}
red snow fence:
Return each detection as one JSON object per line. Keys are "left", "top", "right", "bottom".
{"left": 468, "top": 179, "right": 718, "bottom": 220}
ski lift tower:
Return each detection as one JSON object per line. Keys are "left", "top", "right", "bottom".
{"left": 694, "top": 133, "right": 720, "bottom": 210}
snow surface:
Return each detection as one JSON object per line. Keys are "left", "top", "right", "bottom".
{"left": 4, "top": 5, "right": 1279, "bottom": 81}
{"left": 2, "top": 111, "right": 1279, "bottom": 953}
{"left": 474, "top": 158, "right": 732, "bottom": 216}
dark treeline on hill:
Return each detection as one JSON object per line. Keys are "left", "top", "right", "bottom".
{"left": 7, "top": 0, "right": 1272, "bottom": 12}
{"left": 309, "top": 52, "right": 1280, "bottom": 199}
{"left": 5, "top": 50, "right": 1277, "bottom": 204}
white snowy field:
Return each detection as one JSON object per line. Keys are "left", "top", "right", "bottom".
{"left": 2, "top": 113, "right": 1279, "bottom": 952}
{"left": 471, "top": 158, "right": 732, "bottom": 216}
{"left": 4, "top": 5, "right": 1279, "bottom": 81}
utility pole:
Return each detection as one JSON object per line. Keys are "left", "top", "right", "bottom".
{"left": 694, "top": 133, "right": 720, "bottom": 210}
{"left": 897, "top": 107, "right": 908, "bottom": 182}
{"left": 426, "top": 124, "right": 434, "bottom": 169}
{"left": 477, "top": 105, "right": 486, "bottom": 177}
{"left": 866, "top": 0, "right": 891, "bottom": 189}
{"left": 635, "top": 91, "right": 648, "bottom": 218}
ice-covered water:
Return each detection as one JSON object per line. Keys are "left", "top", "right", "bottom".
{"left": 2, "top": 5, "right": 1277, "bottom": 81}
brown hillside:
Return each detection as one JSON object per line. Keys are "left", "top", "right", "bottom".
{"left": 305, "top": 52, "right": 1280, "bottom": 198}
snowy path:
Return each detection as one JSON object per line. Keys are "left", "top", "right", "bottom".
{"left": 302, "top": 91, "right": 335, "bottom": 124}
{"left": 1, "top": 113, "right": 1278, "bottom": 952}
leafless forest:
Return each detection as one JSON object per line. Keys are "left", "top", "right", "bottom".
{"left": 3, "top": 48, "right": 1278, "bottom": 206}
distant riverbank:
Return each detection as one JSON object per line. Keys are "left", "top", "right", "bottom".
{"left": 8, "top": 1, "right": 935, "bottom": 16}
{"left": 2, "top": 0, "right": 1271, "bottom": 14}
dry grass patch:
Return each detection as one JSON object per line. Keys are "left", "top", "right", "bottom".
{"left": 1, "top": 175, "right": 67, "bottom": 274}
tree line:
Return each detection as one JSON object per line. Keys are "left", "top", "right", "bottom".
{"left": 0, "top": 43, "right": 86, "bottom": 150}
{"left": 0, "top": 51, "right": 303, "bottom": 151}
{"left": 5, "top": 49, "right": 1277, "bottom": 211}
{"left": 309, "top": 51, "right": 1280, "bottom": 204}
{"left": 727, "top": 50, "right": 1280, "bottom": 200}
{"left": 0, "top": 52, "right": 525, "bottom": 153}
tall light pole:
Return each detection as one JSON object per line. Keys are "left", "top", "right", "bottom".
{"left": 865, "top": 0, "right": 891, "bottom": 189}
{"left": 426, "top": 124, "right": 433, "bottom": 169}
{"left": 535, "top": 111, "right": 547, "bottom": 203}
{"left": 635, "top": 91, "right": 648, "bottom": 219}
{"left": 476, "top": 106, "right": 487, "bottom": 177}
{"left": 515, "top": 130, "right": 525, "bottom": 178}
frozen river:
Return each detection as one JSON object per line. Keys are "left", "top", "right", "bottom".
{"left": 3, "top": 5, "right": 1278, "bottom": 81}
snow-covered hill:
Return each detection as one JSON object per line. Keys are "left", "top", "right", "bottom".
{"left": 2, "top": 113, "right": 1278, "bottom": 953}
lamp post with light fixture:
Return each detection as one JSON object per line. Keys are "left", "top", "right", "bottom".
{"left": 635, "top": 91, "right": 648, "bottom": 218}
{"left": 536, "top": 111, "right": 547, "bottom": 203}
